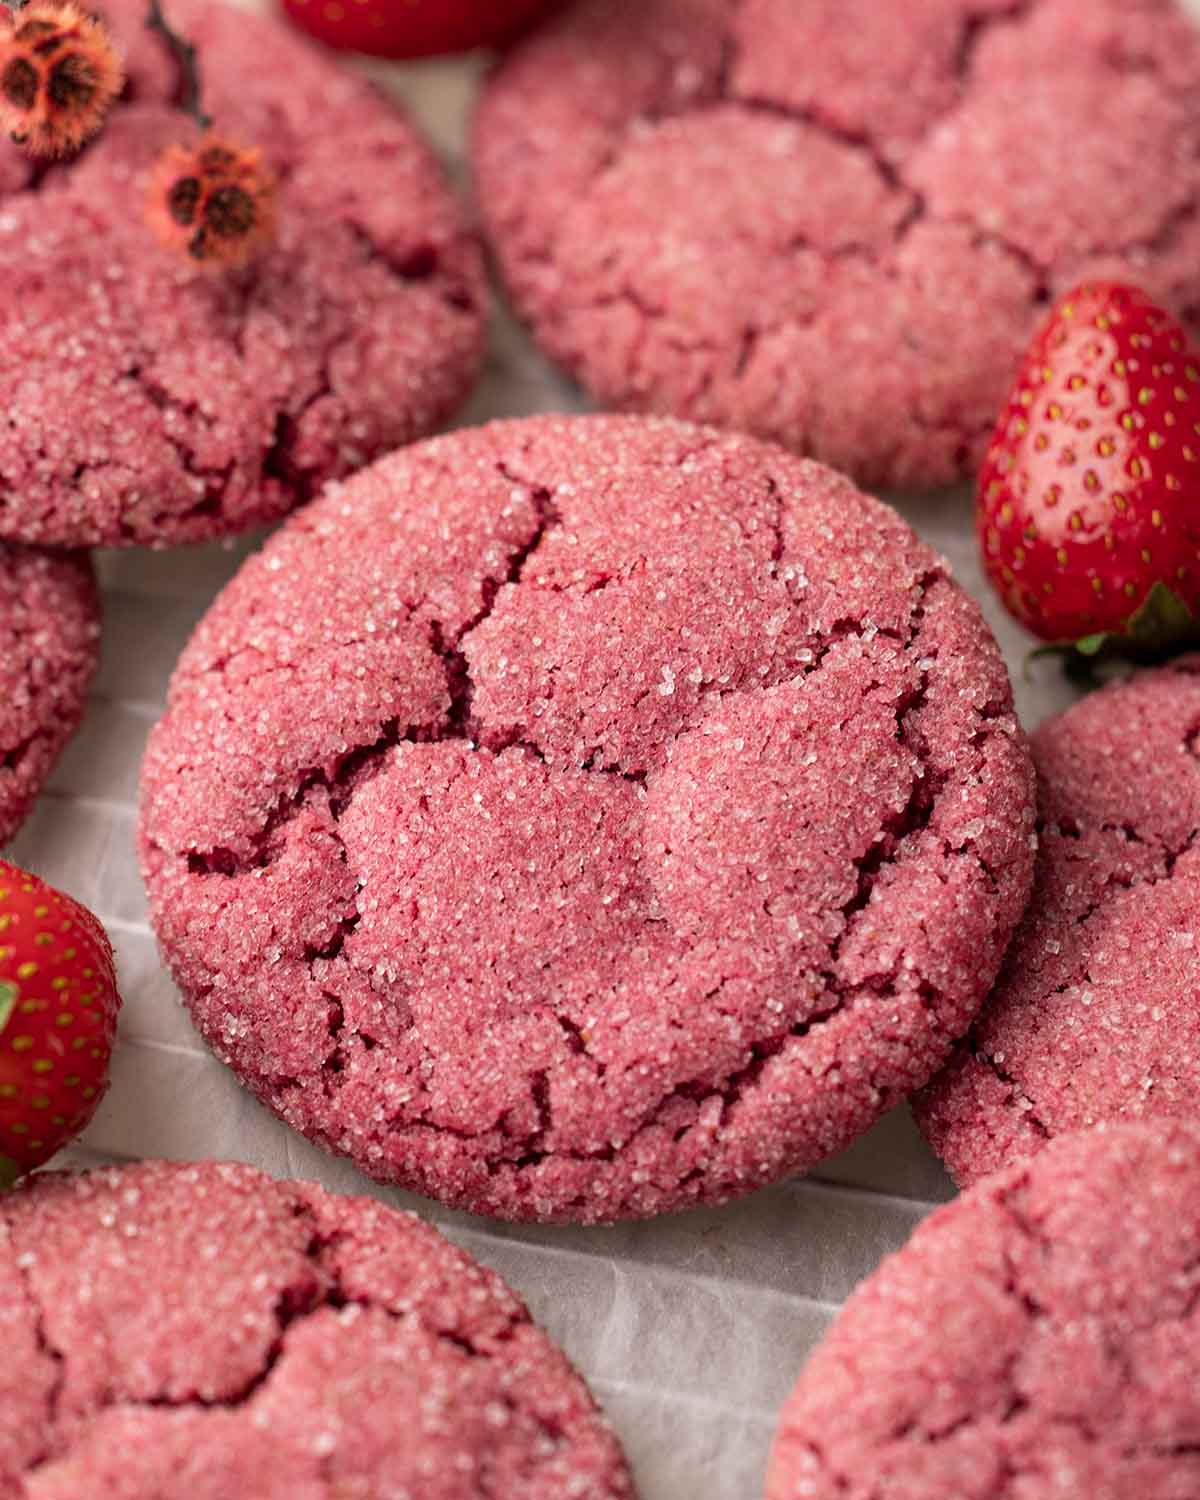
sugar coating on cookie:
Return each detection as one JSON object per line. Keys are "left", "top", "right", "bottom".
{"left": 0, "top": 0, "right": 483, "bottom": 548}
{"left": 0, "top": 1159, "right": 632, "bottom": 1498}
{"left": 138, "top": 415, "right": 1035, "bottom": 1223}
{"left": 0, "top": 546, "right": 98, "bottom": 844}
{"left": 767, "top": 1120, "right": 1200, "bottom": 1500}
{"left": 917, "top": 661, "right": 1200, "bottom": 1187}
{"left": 473, "top": 0, "right": 1200, "bottom": 490}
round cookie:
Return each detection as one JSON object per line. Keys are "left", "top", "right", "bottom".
{"left": 0, "top": 546, "right": 98, "bottom": 845}
{"left": 767, "top": 1119, "right": 1200, "bottom": 1500}
{"left": 916, "top": 662, "right": 1200, "bottom": 1187}
{"left": 0, "top": 1158, "right": 632, "bottom": 1498}
{"left": 0, "top": 0, "right": 484, "bottom": 548}
{"left": 138, "top": 414, "right": 1035, "bottom": 1224}
{"left": 472, "top": 0, "right": 1200, "bottom": 491}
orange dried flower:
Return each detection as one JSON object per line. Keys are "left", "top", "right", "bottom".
{"left": 146, "top": 134, "right": 276, "bottom": 269}
{"left": 0, "top": 0, "right": 124, "bottom": 156}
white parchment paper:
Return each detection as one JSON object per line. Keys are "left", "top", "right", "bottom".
{"left": 22, "top": 8, "right": 1198, "bottom": 1494}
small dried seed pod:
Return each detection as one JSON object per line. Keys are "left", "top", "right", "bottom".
{"left": 146, "top": 134, "right": 277, "bottom": 270}
{"left": 0, "top": 0, "right": 124, "bottom": 156}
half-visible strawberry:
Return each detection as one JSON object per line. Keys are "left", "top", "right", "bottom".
{"left": 0, "top": 860, "right": 120, "bottom": 1188}
{"left": 979, "top": 282, "right": 1200, "bottom": 656}
{"left": 278, "top": 0, "right": 557, "bottom": 58}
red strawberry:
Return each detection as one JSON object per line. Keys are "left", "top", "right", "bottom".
{"left": 979, "top": 282, "right": 1200, "bottom": 654}
{"left": 0, "top": 861, "right": 120, "bottom": 1189}
{"left": 278, "top": 0, "right": 557, "bottom": 58}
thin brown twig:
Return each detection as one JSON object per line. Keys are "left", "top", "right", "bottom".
{"left": 145, "top": 0, "right": 210, "bottom": 131}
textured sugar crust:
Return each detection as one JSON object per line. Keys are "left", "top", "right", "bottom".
{"left": 767, "top": 1119, "right": 1200, "bottom": 1500}
{"left": 0, "top": 0, "right": 484, "bottom": 549}
{"left": 0, "top": 1160, "right": 632, "bottom": 1499}
{"left": 0, "top": 547, "right": 98, "bottom": 844}
{"left": 916, "top": 661, "right": 1200, "bottom": 1187}
{"left": 137, "top": 414, "right": 1036, "bottom": 1224}
{"left": 472, "top": 0, "right": 1200, "bottom": 491}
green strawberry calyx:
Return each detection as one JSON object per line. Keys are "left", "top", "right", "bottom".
{"left": 0, "top": 982, "right": 17, "bottom": 1193}
{"left": 0, "top": 979, "right": 15, "bottom": 1037}
{"left": 1032, "top": 582, "right": 1200, "bottom": 673}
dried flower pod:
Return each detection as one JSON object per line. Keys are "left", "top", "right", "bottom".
{"left": 146, "top": 134, "right": 276, "bottom": 269}
{"left": 0, "top": 0, "right": 124, "bottom": 156}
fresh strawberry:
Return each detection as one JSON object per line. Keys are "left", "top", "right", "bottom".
{"left": 0, "top": 861, "right": 119, "bottom": 1189}
{"left": 979, "top": 282, "right": 1200, "bottom": 654}
{"left": 278, "top": 0, "right": 557, "bottom": 58}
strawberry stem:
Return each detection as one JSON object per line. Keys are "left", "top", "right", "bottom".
{"left": 0, "top": 1154, "right": 21, "bottom": 1192}
{"left": 145, "top": 0, "right": 211, "bottom": 132}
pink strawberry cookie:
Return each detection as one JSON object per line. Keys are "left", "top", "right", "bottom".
{"left": 138, "top": 414, "right": 1035, "bottom": 1224}
{"left": 473, "top": 0, "right": 1200, "bottom": 490}
{"left": 768, "top": 1119, "right": 1200, "bottom": 1500}
{"left": 0, "top": 0, "right": 483, "bottom": 547}
{"left": 0, "top": 1159, "right": 632, "bottom": 1499}
{"left": 917, "top": 661, "right": 1200, "bottom": 1187}
{"left": 0, "top": 546, "right": 97, "bottom": 844}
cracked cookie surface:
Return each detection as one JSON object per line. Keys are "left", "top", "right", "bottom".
{"left": 0, "top": 0, "right": 484, "bottom": 548}
{"left": 472, "top": 0, "right": 1200, "bottom": 490}
{"left": 917, "top": 662, "right": 1200, "bottom": 1187}
{"left": 0, "top": 1159, "right": 632, "bottom": 1499}
{"left": 137, "top": 414, "right": 1036, "bottom": 1223}
{"left": 0, "top": 546, "right": 98, "bottom": 845}
{"left": 767, "top": 1120, "right": 1200, "bottom": 1500}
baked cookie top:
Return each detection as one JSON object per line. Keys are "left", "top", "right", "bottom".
{"left": 473, "top": 0, "right": 1200, "bottom": 490}
{"left": 0, "top": 0, "right": 484, "bottom": 547}
{"left": 0, "top": 1158, "right": 632, "bottom": 1498}
{"left": 139, "top": 414, "right": 1035, "bottom": 1223}
{"left": 0, "top": 545, "right": 97, "bottom": 844}
{"left": 768, "top": 1119, "right": 1200, "bottom": 1500}
{"left": 918, "top": 661, "right": 1200, "bottom": 1185}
